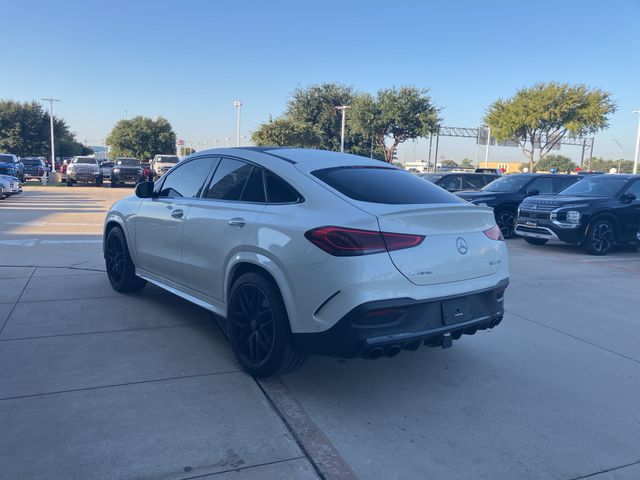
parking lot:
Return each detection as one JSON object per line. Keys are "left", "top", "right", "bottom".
{"left": 1, "top": 186, "right": 639, "bottom": 480}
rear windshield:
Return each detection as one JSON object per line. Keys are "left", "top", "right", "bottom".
{"left": 559, "top": 176, "right": 629, "bottom": 197}
{"left": 157, "top": 156, "right": 179, "bottom": 163}
{"left": 22, "top": 159, "right": 42, "bottom": 165}
{"left": 73, "top": 157, "right": 97, "bottom": 164}
{"left": 312, "top": 167, "right": 462, "bottom": 205}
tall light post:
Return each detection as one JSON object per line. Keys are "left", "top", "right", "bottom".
{"left": 484, "top": 126, "right": 491, "bottom": 167}
{"left": 42, "top": 98, "right": 60, "bottom": 173}
{"left": 612, "top": 138, "right": 623, "bottom": 172}
{"left": 633, "top": 111, "right": 640, "bottom": 175}
{"left": 234, "top": 101, "right": 242, "bottom": 147}
{"left": 335, "top": 105, "right": 350, "bottom": 152}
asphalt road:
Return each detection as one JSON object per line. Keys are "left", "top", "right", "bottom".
{"left": 1, "top": 186, "right": 639, "bottom": 480}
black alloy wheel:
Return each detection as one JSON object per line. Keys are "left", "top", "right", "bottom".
{"left": 229, "top": 284, "right": 276, "bottom": 368}
{"left": 495, "top": 208, "right": 517, "bottom": 239}
{"left": 228, "top": 272, "right": 307, "bottom": 377}
{"left": 104, "top": 227, "right": 146, "bottom": 292}
{"left": 584, "top": 220, "right": 615, "bottom": 256}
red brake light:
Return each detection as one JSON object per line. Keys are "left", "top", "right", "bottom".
{"left": 305, "top": 226, "right": 424, "bottom": 256}
{"left": 484, "top": 225, "right": 504, "bottom": 241}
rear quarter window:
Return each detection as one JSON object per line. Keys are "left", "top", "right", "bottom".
{"left": 312, "top": 167, "right": 463, "bottom": 205}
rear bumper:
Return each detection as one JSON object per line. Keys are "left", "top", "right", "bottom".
{"left": 293, "top": 279, "right": 508, "bottom": 358}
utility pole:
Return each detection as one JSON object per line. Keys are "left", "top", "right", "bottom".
{"left": 335, "top": 105, "right": 350, "bottom": 152}
{"left": 612, "top": 139, "right": 623, "bottom": 172}
{"left": 633, "top": 111, "right": 640, "bottom": 175}
{"left": 42, "top": 98, "right": 60, "bottom": 173}
{"left": 234, "top": 101, "right": 242, "bottom": 147}
{"left": 484, "top": 126, "right": 491, "bottom": 168}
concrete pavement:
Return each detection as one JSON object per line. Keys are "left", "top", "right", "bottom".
{"left": 1, "top": 186, "right": 639, "bottom": 479}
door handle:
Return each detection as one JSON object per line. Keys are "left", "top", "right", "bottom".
{"left": 228, "top": 217, "right": 245, "bottom": 228}
{"left": 171, "top": 209, "right": 184, "bottom": 219}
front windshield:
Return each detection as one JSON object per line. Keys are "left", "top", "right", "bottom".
{"left": 559, "top": 176, "right": 629, "bottom": 197}
{"left": 482, "top": 175, "right": 531, "bottom": 193}
{"left": 116, "top": 159, "right": 140, "bottom": 166}
{"left": 0, "top": 154, "right": 14, "bottom": 163}
{"left": 73, "top": 157, "right": 97, "bottom": 164}
{"left": 158, "top": 156, "right": 179, "bottom": 163}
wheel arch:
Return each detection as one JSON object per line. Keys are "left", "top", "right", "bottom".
{"left": 585, "top": 211, "right": 619, "bottom": 238}
{"left": 225, "top": 254, "right": 297, "bottom": 326}
{"left": 103, "top": 215, "right": 137, "bottom": 262}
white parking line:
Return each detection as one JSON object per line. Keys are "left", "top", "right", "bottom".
{"left": 0, "top": 239, "right": 102, "bottom": 246}
{"left": 4, "top": 222, "right": 102, "bottom": 226}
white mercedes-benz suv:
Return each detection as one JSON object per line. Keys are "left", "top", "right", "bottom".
{"left": 104, "top": 148, "right": 509, "bottom": 377}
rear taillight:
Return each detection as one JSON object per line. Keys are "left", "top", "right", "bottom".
{"left": 305, "top": 226, "right": 424, "bottom": 256}
{"left": 484, "top": 225, "right": 504, "bottom": 241}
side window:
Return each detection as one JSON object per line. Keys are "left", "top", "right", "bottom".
{"left": 241, "top": 167, "right": 266, "bottom": 203}
{"left": 554, "top": 176, "right": 579, "bottom": 192}
{"left": 624, "top": 181, "right": 640, "bottom": 197}
{"left": 158, "top": 157, "right": 213, "bottom": 198}
{"left": 465, "top": 175, "right": 485, "bottom": 189}
{"left": 441, "top": 175, "right": 463, "bottom": 191}
{"left": 483, "top": 175, "right": 497, "bottom": 186}
{"left": 265, "top": 170, "right": 301, "bottom": 203}
{"left": 528, "top": 177, "right": 554, "bottom": 194}
{"left": 205, "top": 158, "right": 252, "bottom": 201}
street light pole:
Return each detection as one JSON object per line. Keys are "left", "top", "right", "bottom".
{"left": 234, "top": 101, "right": 242, "bottom": 147}
{"left": 484, "top": 126, "right": 491, "bottom": 168}
{"left": 42, "top": 98, "right": 60, "bottom": 173}
{"left": 612, "top": 138, "right": 623, "bottom": 172}
{"left": 335, "top": 105, "right": 350, "bottom": 152}
{"left": 633, "top": 111, "right": 640, "bottom": 175}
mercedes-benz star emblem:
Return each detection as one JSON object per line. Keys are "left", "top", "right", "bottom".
{"left": 456, "top": 237, "right": 468, "bottom": 254}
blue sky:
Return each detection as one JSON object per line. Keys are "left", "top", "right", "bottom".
{"left": 2, "top": 0, "right": 639, "bottom": 163}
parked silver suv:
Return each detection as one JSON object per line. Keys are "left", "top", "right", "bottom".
{"left": 66, "top": 156, "right": 103, "bottom": 186}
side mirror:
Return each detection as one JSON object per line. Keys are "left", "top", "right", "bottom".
{"left": 527, "top": 189, "right": 540, "bottom": 196}
{"left": 622, "top": 192, "right": 637, "bottom": 202}
{"left": 135, "top": 181, "right": 155, "bottom": 199}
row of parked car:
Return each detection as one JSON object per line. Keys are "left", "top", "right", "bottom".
{"left": 418, "top": 170, "right": 640, "bottom": 255}
{"left": 64, "top": 154, "right": 180, "bottom": 187}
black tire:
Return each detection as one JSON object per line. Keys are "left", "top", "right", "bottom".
{"left": 104, "top": 226, "right": 147, "bottom": 293}
{"left": 66, "top": 179, "right": 73, "bottom": 187}
{"left": 524, "top": 237, "right": 548, "bottom": 246}
{"left": 583, "top": 219, "right": 615, "bottom": 256}
{"left": 495, "top": 208, "right": 517, "bottom": 239}
{"left": 111, "top": 180, "right": 119, "bottom": 188}
{"left": 228, "top": 272, "right": 307, "bottom": 378}
{"left": 95, "top": 178, "right": 103, "bottom": 187}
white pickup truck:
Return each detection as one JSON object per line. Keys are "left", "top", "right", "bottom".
{"left": 151, "top": 154, "right": 180, "bottom": 177}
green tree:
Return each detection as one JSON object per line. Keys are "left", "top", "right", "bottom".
{"left": 585, "top": 157, "right": 634, "bottom": 173}
{"left": 179, "top": 147, "right": 195, "bottom": 156}
{"left": 460, "top": 158, "right": 474, "bottom": 168}
{"left": 440, "top": 159, "right": 458, "bottom": 168}
{"left": 0, "top": 100, "right": 88, "bottom": 159}
{"left": 485, "top": 82, "right": 616, "bottom": 172}
{"left": 351, "top": 86, "right": 441, "bottom": 163}
{"left": 251, "top": 83, "right": 385, "bottom": 159}
{"left": 534, "top": 154, "right": 577, "bottom": 172}
{"left": 106, "top": 116, "right": 176, "bottom": 160}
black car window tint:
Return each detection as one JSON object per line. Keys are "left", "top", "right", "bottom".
{"left": 158, "top": 157, "right": 213, "bottom": 198}
{"left": 241, "top": 167, "right": 266, "bottom": 203}
{"left": 265, "top": 170, "right": 301, "bottom": 203}
{"left": 205, "top": 158, "right": 252, "bottom": 201}
{"left": 528, "top": 177, "right": 555, "bottom": 194}
{"left": 624, "top": 180, "right": 640, "bottom": 197}
{"left": 465, "top": 175, "right": 485, "bottom": 189}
